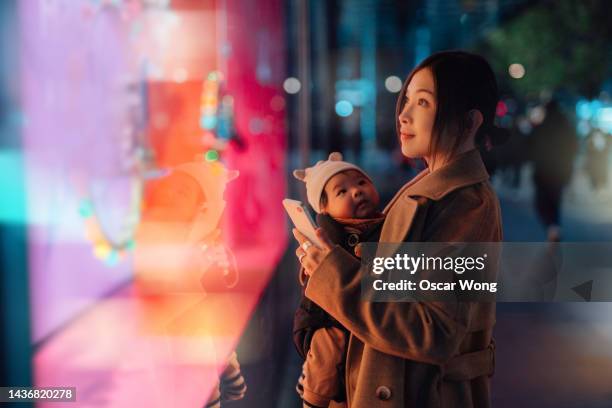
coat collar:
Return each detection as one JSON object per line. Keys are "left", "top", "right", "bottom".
{"left": 379, "top": 149, "right": 489, "bottom": 245}
{"left": 384, "top": 149, "right": 489, "bottom": 213}
{"left": 403, "top": 148, "right": 489, "bottom": 200}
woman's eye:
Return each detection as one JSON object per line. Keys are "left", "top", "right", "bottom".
{"left": 418, "top": 98, "right": 428, "bottom": 107}
{"left": 337, "top": 190, "right": 346, "bottom": 196}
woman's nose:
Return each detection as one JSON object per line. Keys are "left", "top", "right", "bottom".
{"left": 352, "top": 188, "right": 363, "bottom": 198}
{"left": 399, "top": 104, "right": 412, "bottom": 125}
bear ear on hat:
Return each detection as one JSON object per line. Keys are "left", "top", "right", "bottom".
{"left": 328, "top": 152, "right": 343, "bottom": 161}
{"left": 293, "top": 169, "right": 306, "bottom": 181}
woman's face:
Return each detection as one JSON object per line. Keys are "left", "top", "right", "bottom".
{"left": 398, "top": 68, "right": 437, "bottom": 160}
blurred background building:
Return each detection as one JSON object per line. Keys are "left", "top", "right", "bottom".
{"left": 1, "top": 0, "right": 611, "bottom": 407}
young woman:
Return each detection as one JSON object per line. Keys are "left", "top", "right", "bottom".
{"left": 293, "top": 51, "right": 507, "bottom": 407}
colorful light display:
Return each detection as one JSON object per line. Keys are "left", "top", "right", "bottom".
{"left": 24, "top": 1, "right": 287, "bottom": 406}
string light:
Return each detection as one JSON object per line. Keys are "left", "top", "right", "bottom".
{"left": 79, "top": 179, "right": 141, "bottom": 265}
{"left": 200, "top": 71, "right": 221, "bottom": 131}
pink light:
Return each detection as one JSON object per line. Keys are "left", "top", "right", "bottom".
{"left": 496, "top": 100, "right": 508, "bottom": 117}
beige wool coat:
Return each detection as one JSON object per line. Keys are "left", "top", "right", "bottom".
{"left": 305, "top": 149, "right": 502, "bottom": 408}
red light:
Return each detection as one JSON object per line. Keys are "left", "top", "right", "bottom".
{"left": 496, "top": 101, "right": 508, "bottom": 117}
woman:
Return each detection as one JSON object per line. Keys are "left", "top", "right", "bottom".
{"left": 293, "top": 51, "right": 507, "bottom": 407}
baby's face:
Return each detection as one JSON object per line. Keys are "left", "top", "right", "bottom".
{"left": 321, "top": 170, "right": 380, "bottom": 219}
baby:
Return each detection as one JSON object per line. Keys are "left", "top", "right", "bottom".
{"left": 292, "top": 152, "right": 384, "bottom": 407}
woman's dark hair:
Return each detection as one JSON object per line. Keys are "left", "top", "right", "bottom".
{"left": 396, "top": 50, "right": 508, "bottom": 160}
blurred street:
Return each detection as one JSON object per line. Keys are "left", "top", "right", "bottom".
{"left": 493, "top": 165, "right": 612, "bottom": 407}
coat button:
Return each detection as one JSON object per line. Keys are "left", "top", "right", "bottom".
{"left": 375, "top": 385, "right": 392, "bottom": 401}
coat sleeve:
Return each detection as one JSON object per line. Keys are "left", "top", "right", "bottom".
{"left": 305, "top": 246, "right": 468, "bottom": 365}
{"left": 304, "top": 187, "right": 500, "bottom": 365}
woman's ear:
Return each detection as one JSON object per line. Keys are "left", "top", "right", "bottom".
{"left": 467, "top": 109, "right": 484, "bottom": 136}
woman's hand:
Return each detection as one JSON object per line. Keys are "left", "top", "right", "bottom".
{"left": 293, "top": 228, "right": 334, "bottom": 277}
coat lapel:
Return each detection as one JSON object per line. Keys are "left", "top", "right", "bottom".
{"left": 383, "top": 168, "right": 429, "bottom": 214}
{"left": 380, "top": 196, "right": 419, "bottom": 244}
{"left": 375, "top": 168, "right": 428, "bottom": 256}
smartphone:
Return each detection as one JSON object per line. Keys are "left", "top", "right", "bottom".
{"left": 282, "top": 199, "right": 323, "bottom": 248}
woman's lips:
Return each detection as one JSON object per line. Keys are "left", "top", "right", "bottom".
{"left": 400, "top": 133, "right": 415, "bottom": 141}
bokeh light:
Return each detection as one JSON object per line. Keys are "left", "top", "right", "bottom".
{"left": 283, "top": 77, "right": 301, "bottom": 94}
{"left": 200, "top": 116, "right": 217, "bottom": 130}
{"left": 248, "top": 117, "right": 264, "bottom": 134}
{"left": 577, "top": 120, "right": 591, "bottom": 137}
{"left": 335, "top": 100, "right": 354, "bottom": 117}
{"left": 270, "top": 95, "right": 285, "bottom": 111}
{"left": 205, "top": 150, "right": 219, "bottom": 162}
{"left": 517, "top": 116, "right": 533, "bottom": 134}
{"left": 508, "top": 63, "right": 525, "bottom": 79}
{"left": 528, "top": 105, "right": 546, "bottom": 125}
{"left": 384, "top": 75, "right": 403, "bottom": 93}
{"left": 496, "top": 100, "right": 508, "bottom": 117}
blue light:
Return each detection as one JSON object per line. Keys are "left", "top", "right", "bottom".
{"left": 576, "top": 99, "right": 591, "bottom": 120}
{"left": 577, "top": 120, "right": 591, "bottom": 137}
{"left": 200, "top": 116, "right": 217, "bottom": 130}
{"left": 590, "top": 100, "right": 603, "bottom": 113}
{"left": 597, "top": 107, "right": 612, "bottom": 133}
{"left": 0, "top": 150, "right": 26, "bottom": 224}
{"left": 414, "top": 26, "right": 431, "bottom": 66}
{"left": 335, "top": 100, "right": 354, "bottom": 117}
{"left": 104, "top": 250, "right": 119, "bottom": 267}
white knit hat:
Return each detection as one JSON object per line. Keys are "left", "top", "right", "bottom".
{"left": 293, "top": 152, "right": 371, "bottom": 213}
